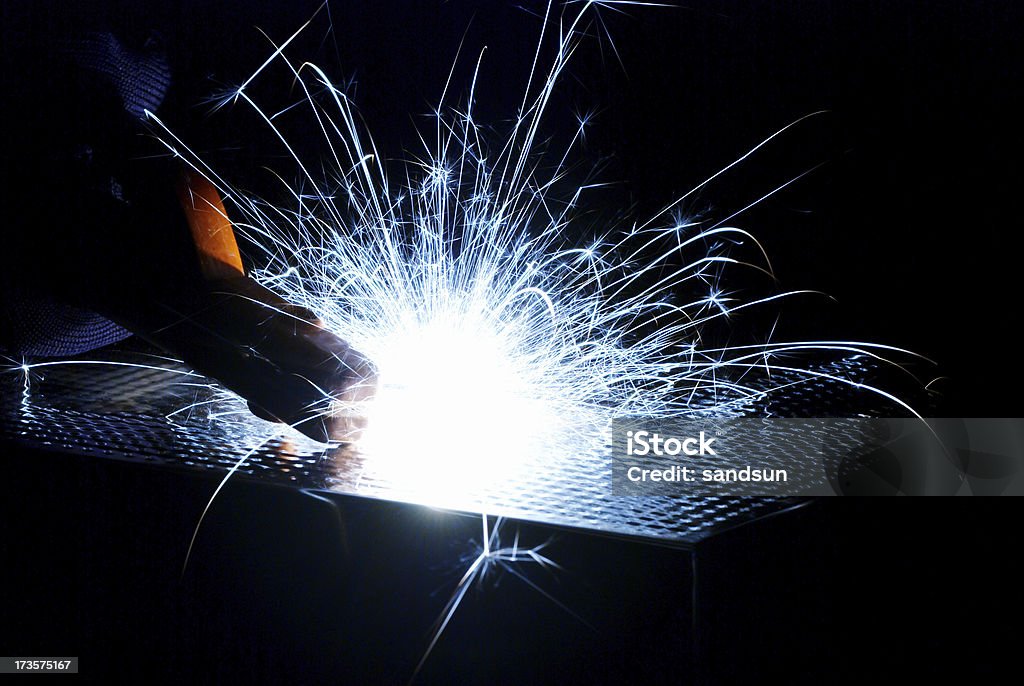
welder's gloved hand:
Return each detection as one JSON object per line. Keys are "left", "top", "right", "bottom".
{"left": 1, "top": 21, "right": 376, "bottom": 443}
{"left": 164, "top": 274, "right": 379, "bottom": 443}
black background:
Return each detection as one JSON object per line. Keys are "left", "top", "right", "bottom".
{"left": 2, "top": 1, "right": 1022, "bottom": 683}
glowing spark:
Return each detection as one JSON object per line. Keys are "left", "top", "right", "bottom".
{"left": 413, "top": 515, "right": 584, "bottom": 682}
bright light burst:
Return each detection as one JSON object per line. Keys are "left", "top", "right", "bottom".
{"left": 145, "top": 1, "right": 923, "bottom": 504}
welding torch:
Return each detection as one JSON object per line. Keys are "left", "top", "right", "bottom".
{"left": 0, "top": 24, "right": 376, "bottom": 443}
{"left": 136, "top": 169, "right": 378, "bottom": 444}
{"left": 20, "top": 162, "right": 376, "bottom": 444}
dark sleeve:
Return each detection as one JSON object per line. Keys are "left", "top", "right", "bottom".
{"left": 0, "top": 4, "right": 190, "bottom": 358}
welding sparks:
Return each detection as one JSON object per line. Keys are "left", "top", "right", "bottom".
{"left": 146, "top": 2, "right": 928, "bottom": 668}
{"left": 6, "top": 2, "right": 931, "bottom": 678}
{"left": 146, "top": 1, "right": 925, "bottom": 497}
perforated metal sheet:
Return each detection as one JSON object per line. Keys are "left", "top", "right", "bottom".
{"left": 0, "top": 343, "right": 915, "bottom": 543}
